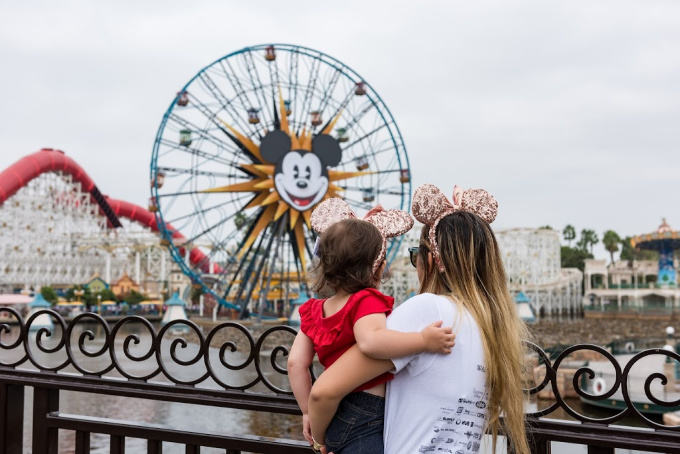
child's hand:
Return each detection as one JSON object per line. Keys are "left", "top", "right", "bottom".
{"left": 421, "top": 320, "right": 455, "bottom": 354}
{"left": 302, "top": 414, "right": 313, "bottom": 444}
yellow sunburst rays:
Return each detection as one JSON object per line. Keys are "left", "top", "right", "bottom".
{"left": 200, "top": 93, "right": 373, "bottom": 269}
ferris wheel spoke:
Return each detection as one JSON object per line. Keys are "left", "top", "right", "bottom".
{"left": 197, "top": 72, "right": 253, "bottom": 134}
{"left": 336, "top": 144, "right": 395, "bottom": 168}
{"left": 243, "top": 50, "right": 274, "bottom": 128}
{"left": 177, "top": 206, "right": 249, "bottom": 247}
{"left": 297, "top": 57, "right": 321, "bottom": 135}
{"left": 191, "top": 230, "right": 241, "bottom": 271}
{"left": 157, "top": 138, "right": 236, "bottom": 167}
{"left": 226, "top": 233, "right": 267, "bottom": 307}
{"left": 288, "top": 51, "right": 300, "bottom": 121}
{"left": 340, "top": 99, "right": 375, "bottom": 131}
{"left": 156, "top": 166, "right": 238, "bottom": 179}
{"left": 315, "top": 67, "right": 343, "bottom": 116}
{"left": 342, "top": 195, "right": 377, "bottom": 211}
{"left": 318, "top": 89, "right": 354, "bottom": 135}
{"left": 341, "top": 123, "right": 389, "bottom": 152}
{"left": 221, "top": 59, "right": 265, "bottom": 137}
{"left": 181, "top": 94, "right": 268, "bottom": 165}
{"left": 163, "top": 195, "right": 249, "bottom": 226}
{"left": 235, "top": 220, "right": 280, "bottom": 315}
{"left": 267, "top": 58, "right": 281, "bottom": 130}
{"left": 157, "top": 190, "right": 208, "bottom": 199}
{"left": 166, "top": 114, "right": 239, "bottom": 153}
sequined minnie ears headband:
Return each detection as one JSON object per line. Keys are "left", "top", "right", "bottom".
{"left": 311, "top": 198, "right": 414, "bottom": 272}
{"left": 411, "top": 184, "right": 498, "bottom": 272}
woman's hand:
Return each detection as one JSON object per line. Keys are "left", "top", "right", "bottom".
{"left": 420, "top": 320, "right": 455, "bottom": 353}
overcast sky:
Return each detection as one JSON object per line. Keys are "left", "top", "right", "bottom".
{"left": 1, "top": 1, "right": 679, "bottom": 261}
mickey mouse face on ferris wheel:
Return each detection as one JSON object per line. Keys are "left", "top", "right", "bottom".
{"left": 260, "top": 130, "right": 342, "bottom": 212}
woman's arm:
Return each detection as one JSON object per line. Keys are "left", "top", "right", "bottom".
{"left": 308, "top": 344, "right": 393, "bottom": 447}
{"left": 287, "top": 331, "right": 316, "bottom": 444}
{"left": 353, "top": 313, "right": 454, "bottom": 359}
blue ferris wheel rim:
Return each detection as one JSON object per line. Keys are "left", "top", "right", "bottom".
{"left": 150, "top": 43, "right": 411, "bottom": 309}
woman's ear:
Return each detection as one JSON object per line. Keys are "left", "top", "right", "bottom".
{"left": 427, "top": 252, "right": 434, "bottom": 274}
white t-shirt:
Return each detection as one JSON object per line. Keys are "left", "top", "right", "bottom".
{"left": 384, "top": 293, "right": 488, "bottom": 454}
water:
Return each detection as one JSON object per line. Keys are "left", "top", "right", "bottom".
{"left": 0, "top": 323, "right": 665, "bottom": 453}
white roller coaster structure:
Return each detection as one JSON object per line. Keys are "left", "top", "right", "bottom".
{"left": 0, "top": 150, "right": 177, "bottom": 296}
{"left": 496, "top": 227, "right": 583, "bottom": 317}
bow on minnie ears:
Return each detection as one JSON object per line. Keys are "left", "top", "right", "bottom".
{"left": 411, "top": 184, "right": 498, "bottom": 272}
{"left": 311, "top": 198, "right": 414, "bottom": 272}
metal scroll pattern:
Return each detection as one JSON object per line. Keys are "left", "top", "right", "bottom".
{"left": 524, "top": 341, "right": 680, "bottom": 429}
{"left": 0, "top": 308, "right": 299, "bottom": 393}
{"left": 2, "top": 307, "right": 680, "bottom": 429}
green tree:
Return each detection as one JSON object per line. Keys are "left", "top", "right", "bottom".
{"left": 561, "top": 246, "right": 594, "bottom": 272}
{"left": 40, "top": 286, "right": 58, "bottom": 305}
{"left": 539, "top": 225, "right": 553, "bottom": 230}
{"left": 602, "top": 230, "right": 622, "bottom": 264}
{"left": 562, "top": 225, "right": 576, "bottom": 247}
{"left": 122, "top": 289, "right": 145, "bottom": 304}
{"left": 82, "top": 288, "right": 96, "bottom": 307}
{"left": 98, "top": 289, "right": 117, "bottom": 302}
{"left": 578, "top": 229, "right": 599, "bottom": 254}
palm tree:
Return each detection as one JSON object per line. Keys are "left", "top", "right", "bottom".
{"left": 563, "top": 225, "right": 576, "bottom": 247}
{"left": 579, "top": 229, "right": 599, "bottom": 254}
{"left": 602, "top": 230, "right": 622, "bottom": 264}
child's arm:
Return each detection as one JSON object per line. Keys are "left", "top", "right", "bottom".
{"left": 287, "top": 331, "right": 316, "bottom": 444}
{"left": 354, "top": 313, "right": 455, "bottom": 359}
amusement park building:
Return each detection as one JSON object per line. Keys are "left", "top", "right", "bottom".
{"left": 495, "top": 227, "right": 583, "bottom": 317}
{"left": 0, "top": 149, "right": 198, "bottom": 298}
{"left": 583, "top": 220, "right": 680, "bottom": 316}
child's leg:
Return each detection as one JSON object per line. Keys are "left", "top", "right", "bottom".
{"left": 324, "top": 392, "right": 384, "bottom": 454}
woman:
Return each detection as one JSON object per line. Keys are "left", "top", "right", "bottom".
{"left": 307, "top": 184, "right": 530, "bottom": 454}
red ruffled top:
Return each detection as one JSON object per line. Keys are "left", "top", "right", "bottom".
{"left": 299, "top": 288, "right": 394, "bottom": 392}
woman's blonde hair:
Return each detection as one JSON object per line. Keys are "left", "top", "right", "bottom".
{"left": 418, "top": 211, "right": 530, "bottom": 454}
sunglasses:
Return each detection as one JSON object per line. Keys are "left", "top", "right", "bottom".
{"left": 408, "top": 247, "right": 420, "bottom": 268}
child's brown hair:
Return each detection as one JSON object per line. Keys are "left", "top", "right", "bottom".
{"left": 311, "top": 218, "right": 383, "bottom": 294}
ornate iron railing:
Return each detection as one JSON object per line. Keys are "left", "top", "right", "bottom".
{"left": 1, "top": 308, "right": 680, "bottom": 453}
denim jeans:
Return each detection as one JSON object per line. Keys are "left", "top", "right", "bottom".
{"left": 324, "top": 391, "right": 385, "bottom": 454}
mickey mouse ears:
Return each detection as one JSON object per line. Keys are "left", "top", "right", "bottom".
{"left": 311, "top": 198, "right": 414, "bottom": 271}
{"left": 412, "top": 184, "right": 498, "bottom": 271}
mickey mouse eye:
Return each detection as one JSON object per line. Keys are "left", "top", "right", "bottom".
{"left": 293, "top": 165, "right": 299, "bottom": 178}
{"left": 304, "top": 166, "right": 311, "bottom": 179}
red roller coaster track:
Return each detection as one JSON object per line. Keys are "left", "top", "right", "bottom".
{"left": 0, "top": 148, "right": 220, "bottom": 274}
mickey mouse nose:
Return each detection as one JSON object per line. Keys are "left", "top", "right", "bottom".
{"left": 297, "top": 181, "right": 308, "bottom": 189}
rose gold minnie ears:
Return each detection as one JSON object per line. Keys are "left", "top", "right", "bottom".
{"left": 412, "top": 184, "right": 498, "bottom": 272}
{"left": 311, "top": 198, "right": 414, "bottom": 272}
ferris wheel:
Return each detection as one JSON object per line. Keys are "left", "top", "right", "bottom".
{"left": 150, "top": 44, "right": 411, "bottom": 315}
